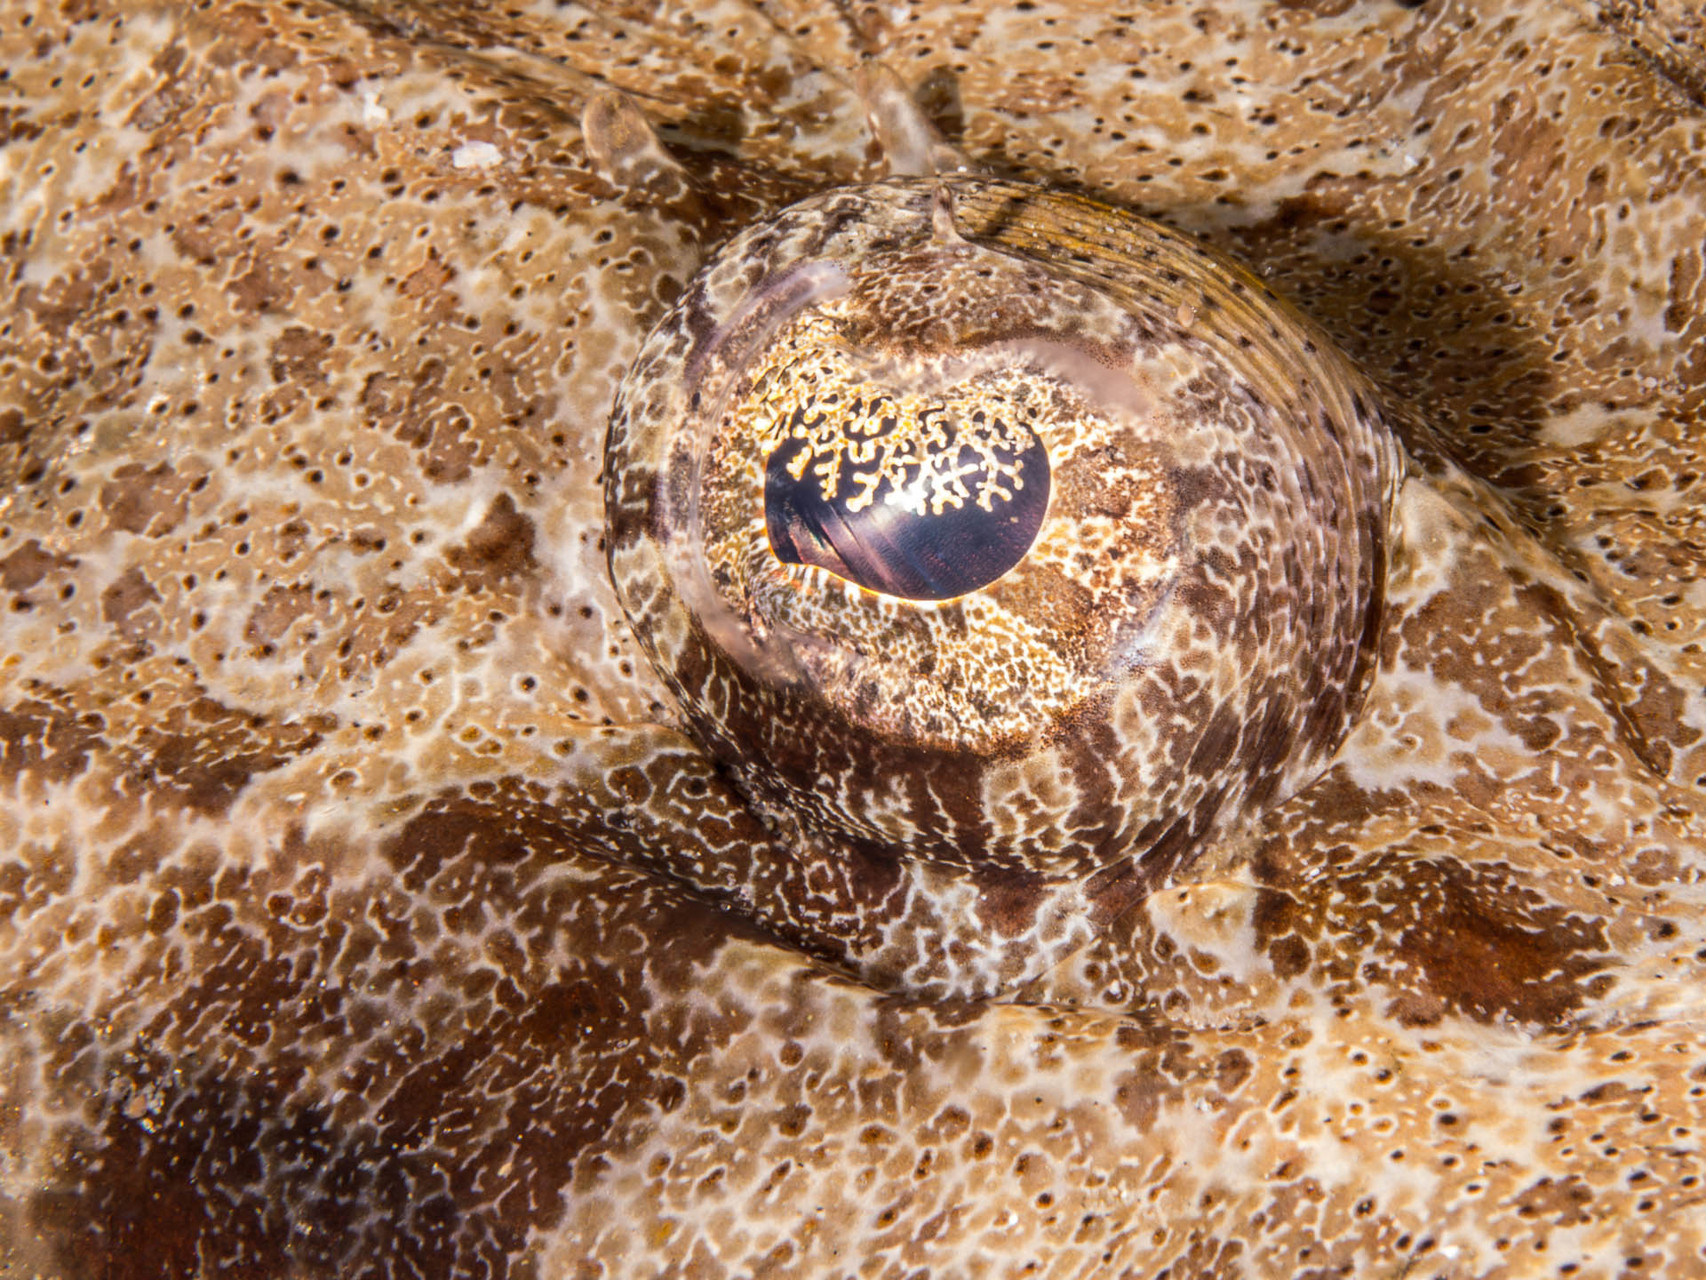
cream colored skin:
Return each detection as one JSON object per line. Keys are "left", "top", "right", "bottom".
{"left": 0, "top": 1, "right": 1704, "bottom": 1278}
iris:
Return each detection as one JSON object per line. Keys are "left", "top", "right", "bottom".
{"left": 764, "top": 402, "right": 1051, "bottom": 601}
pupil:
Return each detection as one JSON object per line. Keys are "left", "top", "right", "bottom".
{"left": 764, "top": 406, "right": 1051, "bottom": 601}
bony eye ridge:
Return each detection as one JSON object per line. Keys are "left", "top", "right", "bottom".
{"left": 606, "top": 177, "right": 1402, "bottom": 879}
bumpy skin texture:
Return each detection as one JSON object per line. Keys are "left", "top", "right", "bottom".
{"left": 1, "top": 1, "right": 1705, "bottom": 1278}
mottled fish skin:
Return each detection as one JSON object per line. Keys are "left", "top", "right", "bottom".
{"left": 0, "top": 2, "right": 1704, "bottom": 1278}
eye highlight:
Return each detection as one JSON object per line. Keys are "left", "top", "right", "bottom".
{"left": 605, "top": 177, "right": 1402, "bottom": 878}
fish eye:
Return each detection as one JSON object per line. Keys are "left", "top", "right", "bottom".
{"left": 606, "top": 177, "right": 1402, "bottom": 876}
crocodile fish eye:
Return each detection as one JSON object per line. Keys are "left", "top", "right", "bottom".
{"left": 606, "top": 176, "right": 1403, "bottom": 875}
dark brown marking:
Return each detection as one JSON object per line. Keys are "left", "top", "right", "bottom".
{"left": 444, "top": 493, "right": 537, "bottom": 592}
{"left": 0, "top": 539, "right": 78, "bottom": 592}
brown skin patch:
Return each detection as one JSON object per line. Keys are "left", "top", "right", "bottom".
{"left": 361, "top": 348, "right": 484, "bottom": 484}
{"left": 1266, "top": 930, "right": 1313, "bottom": 982}
{"left": 99, "top": 565, "right": 162, "bottom": 642}
{"left": 245, "top": 581, "right": 316, "bottom": 650}
{"left": 0, "top": 405, "right": 27, "bottom": 447}
{"left": 20, "top": 262, "right": 109, "bottom": 334}
{"left": 1620, "top": 661, "right": 1701, "bottom": 777}
{"left": 381, "top": 788, "right": 559, "bottom": 893}
{"left": 361, "top": 364, "right": 482, "bottom": 485}
{"left": 1250, "top": 838, "right": 1322, "bottom": 981}
{"left": 375, "top": 783, "right": 782, "bottom": 998}
{"left": 0, "top": 835, "right": 76, "bottom": 922}
{"left": 1508, "top": 1175, "right": 1596, "bottom": 1227}
{"left": 0, "top": 698, "right": 105, "bottom": 787}
{"left": 871, "top": 1000, "right": 960, "bottom": 1072}
{"left": 102, "top": 825, "right": 178, "bottom": 886}
{"left": 226, "top": 250, "right": 290, "bottom": 314}
{"left": 1082, "top": 853, "right": 1156, "bottom": 928}
{"left": 268, "top": 325, "right": 334, "bottom": 385}
{"left": 1110, "top": 1026, "right": 1193, "bottom": 1131}
{"left": 0, "top": 539, "right": 77, "bottom": 592}
{"left": 1248, "top": 794, "right": 1616, "bottom": 1027}
{"left": 1214, "top": 1047, "right": 1253, "bottom": 1096}
{"left": 971, "top": 863, "right": 1047, "bottom": 936}
{"left": 126, "top": 699, "right": 332, "bottom": 816}
{"left": 100, "top": 461, "right": 204, "bottom": 537}
{"left": 443, "top": 493, "right": 537, "bottom": 593}
{"left": 46, "top": 963, "right": 658, "bottom": 1280}
{"left": 37, "top": 1061, "right": 301, "bottom": 1280}
{"left": 1355, "top": 855, "right": 1613, "bottom": 1028}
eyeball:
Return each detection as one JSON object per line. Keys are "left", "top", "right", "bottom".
{"left": 605, "top": 178, "right": 1402, "bottom": 877}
